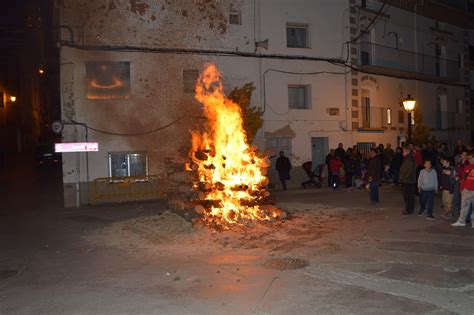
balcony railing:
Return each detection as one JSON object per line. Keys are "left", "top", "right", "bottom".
{"left": 358, "top": 42, "right": 460, "bottom": 81}
{"left": 436, "top": 112, "right": 465, "bottom": 130}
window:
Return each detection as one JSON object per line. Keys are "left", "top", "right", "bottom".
{"left": 386, "top": 108, "right": 392, "bottom": 125}
{"left": 286, "top": 23, "right": 309, "bottom": 48}
{"left": 183, "top": 69, "right": 199, "bottom": 93}
{"left": 108, "top": 152, "right": 148, "bottom": 177}
{"left": 398, "top": 110, "right": 404, "bottom": 124}
{"left": 0, "top": 92, "right": 4, "bottom": 108}
{"left": 436, "top": 95, "right": 448, "bottom": 129}
{"left": 361, "top": 89, "right": 371, "bottom": 128}
{"left": 357, "top": 142, "right": 375, "bottom": 157}
{"left": 229, "top": 11, "right": 241, "bottom": 25}
{"left": 266, "top": 137, "right": 292, "bottom": 158}
{"left": 361, "top": 97, "right": 371, "bottom": 128}
{"left": 86, "top": 62, "right": 131, "bottom": 100}
{"left": 288, "top": 85, "right": 311, "bottom": 109}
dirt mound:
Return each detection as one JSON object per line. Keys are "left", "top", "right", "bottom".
{"left": 85, "top": 210, "right": 193, "bottom": 249}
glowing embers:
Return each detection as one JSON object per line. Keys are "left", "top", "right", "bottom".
{"left": 190, "top": 64, "right": 271, "bottom": 226}
{"left": 86, "top": 62, "right": 130, "bottom": 100}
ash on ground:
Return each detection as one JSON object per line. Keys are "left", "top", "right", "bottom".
{"left": 84, "top": 204, "right": 352, "bottom": 254}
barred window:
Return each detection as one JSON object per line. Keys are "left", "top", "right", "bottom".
{"left": 108, "top": 152, "right": 148, "bottom": 177}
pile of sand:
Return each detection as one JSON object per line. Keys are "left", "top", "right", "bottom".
{"left": 84, "top": 210, "right": 193, "bottom": 249}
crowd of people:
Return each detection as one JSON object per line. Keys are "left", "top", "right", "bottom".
{"left": 321, "top": 140, "right": 474, "bottom": 227}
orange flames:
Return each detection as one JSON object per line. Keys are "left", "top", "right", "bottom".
{"left": 190, "top": 64, "right": 270, "bottom": 225}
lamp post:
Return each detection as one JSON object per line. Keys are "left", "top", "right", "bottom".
{"left": 402, "top": 94, "right": 416, "bottom": 143}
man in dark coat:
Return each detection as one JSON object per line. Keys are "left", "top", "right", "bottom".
{"left": 276, "top": 151, "right": 292, "bottom": 190}
{"left": 399, "top": 147, "right": 417, "bottom": 214}
{"left": 335, "top": 143, "right": 345, "bottom": 159}
{"left": 422, "top": 142, "right": 438, "bottom": 169}
{"left": 367, "top": 149, "right": 382, "bottom": 203}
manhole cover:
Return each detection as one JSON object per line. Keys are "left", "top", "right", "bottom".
{"left": 263, "top": 258, "right": 309, "bottom": 270}
{"left": 0, "top": 270, "right": 18, "bottom": 280}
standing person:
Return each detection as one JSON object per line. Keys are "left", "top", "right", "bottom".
{"left": 390, "top": 147, "right": 403, "bottom": 186}
{"left": 452, "top": 152, "right": 474, "bottom": 227}
{"left": 335, "top": 143, "right": 345, "bottom": 159}
{"left": 438, "top": 143, "right": 450, "bottom": 160}
{"left": 453, "top": 140, "right": 467, "bottom": 158}
{"left": 399, "top": 147, "right": 417, "bottom": 215}
{"left": 325, "top": 149, "right": 335, "bottom": 187}
{"left": 367, "top": 149, "right": 382, "bottom": 204}
{"left": 417, "top": 160, "right": 438, "bottom": 220}
{"left": 422, "top": 142, "right": 438, "bottom": 170}
{"left": 383, "top": 143, "right": 394, "bottom": 165}
{"left": 275, "top": 151, "right": 292, "bottom": 191}
{"left": 439, "top": 157, "right": 456, "bottom": 220}
{"left": 452, "top": 150, "right": 469, "bottom": 218}
{"left": 330, "top": 155, "right": 343, "bottom": 190}
{"left": 344, "top": 150, "right": 354, "bottom": 190}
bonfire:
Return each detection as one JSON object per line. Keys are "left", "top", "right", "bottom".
{"left": 189, "top": 64, "right": 274, "bottom": 226}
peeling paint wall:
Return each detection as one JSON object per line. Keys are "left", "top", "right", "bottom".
{"left": 59, "top": 0, "right": 260, "bottom": 206}
{"left": 60, "top": 0, "right": 251, "bottom": 50}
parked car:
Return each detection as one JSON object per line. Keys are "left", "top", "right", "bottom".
{"left": 35, "top": 144, "right": 61, "bottom": 166}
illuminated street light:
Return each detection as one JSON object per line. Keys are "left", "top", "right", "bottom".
{"left": 402, "top": 94, "right": 416, "bottom": 112}
{"left": 10, "top": 96, "right": 16, "bottom": 103}
{"left": 38, "top": 68, "right": 45, "bottom": 75}
{"left": 402, "top": 94, "right": 416, "bottom": 143}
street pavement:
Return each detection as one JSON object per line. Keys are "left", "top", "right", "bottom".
{"left": 0, "top": 155, "right": 473, "bottom": 314}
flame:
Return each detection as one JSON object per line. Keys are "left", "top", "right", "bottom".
{"left": 190, "top": 64, "right": 270, "bottom": 225}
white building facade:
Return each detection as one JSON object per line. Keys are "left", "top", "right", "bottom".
{"left": 57, "top": 0, "right": 473, "bottom": 206}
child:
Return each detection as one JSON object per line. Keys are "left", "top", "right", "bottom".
{"left": 439, "top": 157, "right": 456, "bottom": 220}
{"left": 418, "top": 160, "right": 438, "bottom": 220}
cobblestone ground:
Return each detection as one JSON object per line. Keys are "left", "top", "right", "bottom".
{"left": 1, "top": 155, "right": 473, "bottom": 314}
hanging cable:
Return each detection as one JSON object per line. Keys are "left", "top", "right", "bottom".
{"left": 69, "top": 115, "right": 205, "bottom": 137}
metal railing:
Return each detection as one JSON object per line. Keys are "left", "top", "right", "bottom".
{"left": 91, "top": 175, "right": 161, "bottom": 204}
{"left": 358, "top": 106, "right": 391, "bottom": 129}
{"left": 358, "top": 42, "right": 460, "bottom": 81}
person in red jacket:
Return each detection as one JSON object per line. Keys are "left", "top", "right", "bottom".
{"left": 452, "top": 152, "right": 474, "bottom": 227}
{"left": 330, "top": 156, "right": 343, "bottom": 190}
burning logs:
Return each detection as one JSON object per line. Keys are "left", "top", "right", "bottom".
{"left": 185, "top": 64, "right": 276, "bottom": 226}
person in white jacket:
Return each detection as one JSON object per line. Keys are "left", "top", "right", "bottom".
{"left": 418, "top": 160, "right": 438, "bottom": 220}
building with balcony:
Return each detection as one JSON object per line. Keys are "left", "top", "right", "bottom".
{"left": 57, "top": 0, "right": 473, "bottom": 206}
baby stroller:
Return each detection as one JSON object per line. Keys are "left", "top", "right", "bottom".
{"left": 301, "top": 161, "right": 325, "bottom": 189}
{"left": 382, "top": 164, "right": 393, "bottom": 184}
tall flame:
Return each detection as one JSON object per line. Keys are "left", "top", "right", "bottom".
{"left": 191, "top": 64, "right": 270, "bottom": 225}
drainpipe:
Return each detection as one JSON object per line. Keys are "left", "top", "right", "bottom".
{"left": 415, "top": 1, "right": 422, "bottom": 132}
{"left": 254, "top": 0, "right": 264, "bottom": 148}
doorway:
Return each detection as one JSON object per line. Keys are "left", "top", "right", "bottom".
{"left": 311, "top": 137, "right": 329, "bottom": 168}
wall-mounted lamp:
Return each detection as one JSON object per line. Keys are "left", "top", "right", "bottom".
{"left": 10, "top": 96, "right": 16, "bottom": 103}
{"left": 255, "top": 39, "right": 269, "bottom": 50}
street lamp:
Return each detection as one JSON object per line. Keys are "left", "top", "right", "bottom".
{"left": 402, "top": 94, "right": 416, "bottom": 143}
